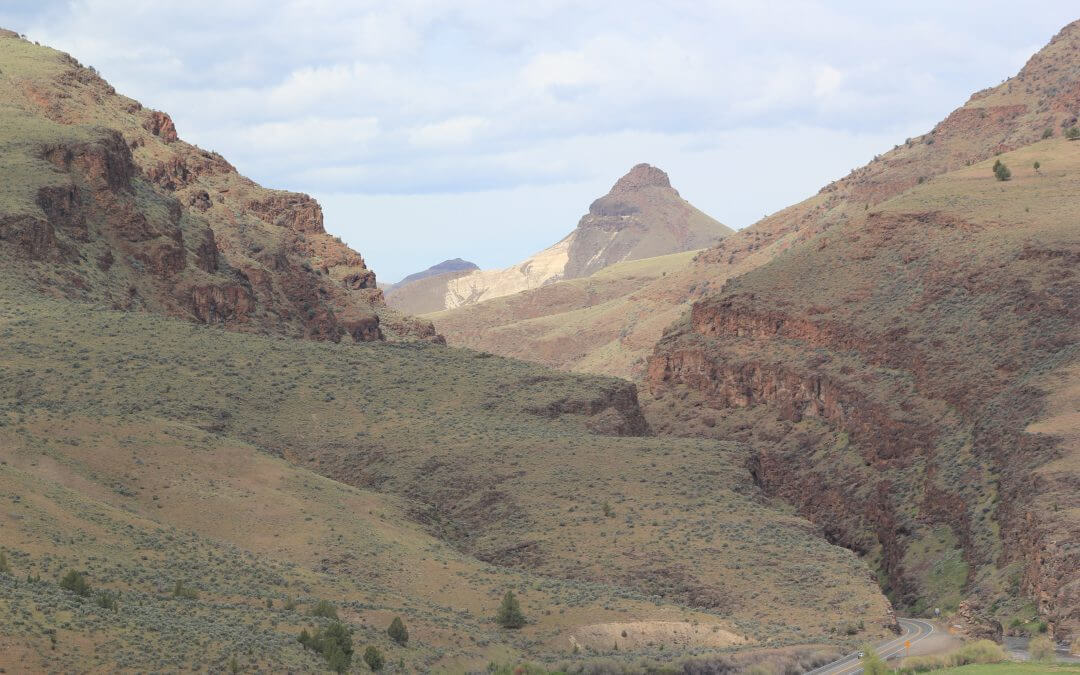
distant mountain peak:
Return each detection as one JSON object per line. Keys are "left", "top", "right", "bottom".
{"left": 396, "top": 258, "right": 479, "bottom": 286}
{"left": 611, "top": 163, "right": 672, "bottom": 193}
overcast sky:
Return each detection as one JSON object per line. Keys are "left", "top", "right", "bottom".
{"left": 1, "top": 2, "right": 1076, "bottom": 281}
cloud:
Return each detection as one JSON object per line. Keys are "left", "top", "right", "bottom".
{"left": 409, "top": 116, "right": 490, "bottom": 147}
{"left": 2, "top": 0, "right": 1078, "bottom": 279}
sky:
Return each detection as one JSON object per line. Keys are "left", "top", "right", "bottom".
{"left": 1, "top": 2, "right": 1076, "bottom": 282}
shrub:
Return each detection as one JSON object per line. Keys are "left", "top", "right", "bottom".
{"left": 59, "top": 570, "right": 91, "bottom": 597}
{"left": 1043, "top": 127, "right": 1054, "bottom": 139}
{"left": 496, "top": 590, "right": 526, "bottom": 629}
{"left": 300, "top": 621, "right": 354, "bottom": 673}
{"left": 363, "top": 645, "right": 384, "bottom": 672}
{"left": 1029, "top": 635, "right": 1055, "bottom": 662}
{"left": 95, "top": 589, "right": 120, "bottom": 612}
{"left": 310, "top": 599, "right": 338, "bottom": 619}
{"left": 172, "top": 580, "right": 198, "bottom": 600}
{"left": 0, "top": 550, "right": 10, "bottom": 575}
{"left": 1034, "top": 161, "right": 1040, "bottom": 173}
{"left": 1067, "top": 126, "right": 1080, "bottom": 140}
{"left": 994, "top": 162, "right": 1011, "bottom": 181}
{"left": 861, "top": 645, "right": 889, "bottom": 675}
{"left": 387, "top": 616, "right": 408, "bottom": 645}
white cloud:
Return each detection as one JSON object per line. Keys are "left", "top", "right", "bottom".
{"left": 409, "top": 116, "right": 490, "bottom": 147}
{"left": 3, "top": 0, "right": 1078, "bottom": 279}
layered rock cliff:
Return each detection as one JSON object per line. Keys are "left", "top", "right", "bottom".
{"left": 0, "top": 29, "right": 437, "bottom": 342}
{"left": 647, "top": 20, "right": 1080, "bottom": 637}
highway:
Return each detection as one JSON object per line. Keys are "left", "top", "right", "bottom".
{"left": 804, "top": 618, "right": 937, "bottom": 675}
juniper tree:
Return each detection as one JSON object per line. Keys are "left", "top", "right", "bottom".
{"left": 496, "top": 590, "right": 526, "bottom": 629}
{"left": 363, "top": 645, "right": 384, "bottom": 672}
{"left": 387, "top": 616, "right": 408, "bottom": 645}
{"left": 59, "top": 570, "right": 91, "bottom": 597}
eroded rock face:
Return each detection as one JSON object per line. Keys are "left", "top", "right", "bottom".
{"left": 247, "top": 193, "right": 325, "bottom": 234}
{"left": 142, "top": 110, "right": 178, "bottom": 143}
{"left": 0, "top": 30, "right": 439, "bottom": 343}
{"left": 563, "top": 163, "right": 731, "bottom": 279}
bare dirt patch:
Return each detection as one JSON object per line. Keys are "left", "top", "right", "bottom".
{"left": 569, "top": 620, "right": 746, "bottom": 651}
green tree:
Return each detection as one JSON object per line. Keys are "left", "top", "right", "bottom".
{"left": 1067, "top": 126, "right": 1080, "bottom": 140}
{"left": 300, "top": 621, "right": 354, "bottom": 672}
{"left": 228, "top": 655, "right": 241, "bottom": 674}
{"left": 994, "top": 162, "right": 1011, "bottom": 181}
{"left": 59, "top": 570, "right": 91, "bottom": 597}
{"left": 387, "top": 616, "right": 409, "bottom": 645}
{"left": 1043, "top": 127, "right": 1054, "bottom": 139}
{"left": 495, "top": 590, "right": 526, "bottom": 629}
{"left": 363, "top": 645, "right": 385, "bottom": 672}
{"left": 860, "top": 645, "right": 889, "bottom": 675}
{"left": 1034, "top": 161, "right": 1041, "bottom": 173}
{"left": 310, "top": 599, "right": 338, "bottom": 619}
{"left": 0, "top": 550, "right": 11, "bottom": 575}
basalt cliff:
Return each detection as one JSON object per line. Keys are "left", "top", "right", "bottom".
{"left": 647, "top": 20, "right": 1080, "bottom": 638}
{"left": 0, "top": 29, "right": 436, "bottom": 343}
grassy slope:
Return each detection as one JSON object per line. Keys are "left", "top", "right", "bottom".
{"left": 0, "top": 288, "right": 893, "bottom": 671}
{"left": 648, "top": 137, "right": 1079, "bottom": 627}
{"left": 431, "top": 250, "right": 720, "bottom": 379}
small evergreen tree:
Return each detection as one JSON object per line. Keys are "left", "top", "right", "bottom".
{"left": 1043, "top": 127, "right": 1054, "bottom": 139}
{"left": 495, "top": 590, "right": 526, "bottom": 629}
{"left": 1067, "top": 126, "right": 1080, "bottom": 140}
{"left": 325, "top": 642, "right": 350, "bottom": 674}
{"left": 228, "top": 655, "right": 241, "bottom": 674}
{"left": 387, "top": 616, "right": 409, "bottom": 645}
{"left": 994, "top": 162, "right": 1011, "bottom": 181}
{"left": 1034, "top": 161, "right": 1041, "bottom": 173}
{"left": 0, "top": 550, "right": 11, "bottom": 575}
{"left": 300, "top": 621, "right": 354, "bottom": 671}
{"left": 363, "top": 645, "right": 385, "bottom": 671}
{"left": 59, "top": 570, "right": 91, "bottom": 597}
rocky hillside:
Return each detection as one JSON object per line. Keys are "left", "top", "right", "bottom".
{"left": 0, "top": 292, "right": 892, "bottom": 671}
{"left": 431, "top": 249, "right": 713, "bottom": 379}
{"left": 564, "top": 163, "right": 729, "bottom": 278}
{"left": 647, "top": 20, "right": 1080, "bottom": 639}
{"left": 385, "top": 164, "right": 730, "bottom": 314}
{"left": 0, "top": 29, "right": 436, "bottom": 342}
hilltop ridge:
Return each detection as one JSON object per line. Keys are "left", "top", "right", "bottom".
{"left": 0, "top": 29, "right": 437, "bottom": 342}
{"left": 385, "top": 163, "right": 730, "bottom": 314}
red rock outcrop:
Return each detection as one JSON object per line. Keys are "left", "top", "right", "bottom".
{"left": 0, "top": 29, "right": 439, "bottom": 343}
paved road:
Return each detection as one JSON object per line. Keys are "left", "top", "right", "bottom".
{"left": 804, "top": 618, "right": 936, "bottom": 675}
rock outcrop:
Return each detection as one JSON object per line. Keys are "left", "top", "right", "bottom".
{"left": 0, "top": 29, "right": 438, "bottom": 343}
{"left": 645, "top": 19, "right": 1080, "bottom": 637}
{"left": 386, "top": 164, "right": 730, "bottom": 314}
{"left": 564, "top": 164, "right": 728, "bottom": 278}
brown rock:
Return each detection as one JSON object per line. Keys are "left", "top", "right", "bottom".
{"left": 142, "top": 110, "right": 178, "bottom": 143}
